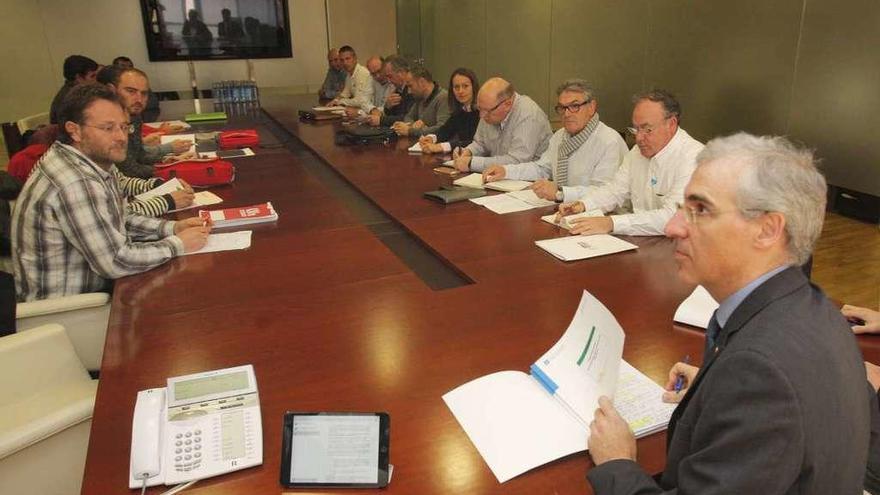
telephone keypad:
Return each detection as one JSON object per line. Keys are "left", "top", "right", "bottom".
{"left": 173, "top": 428, "right": 203, "bottom": 473}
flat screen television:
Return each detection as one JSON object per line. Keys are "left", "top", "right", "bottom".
{"left": 139, "top": 0, "right": 292, "bottom": 61}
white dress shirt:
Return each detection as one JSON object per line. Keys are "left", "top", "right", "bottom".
{"left": 579, "top": 127, "right": 703, "bottom": 236}
{"left": 502, "top": 121, "right": 627, "bottom": 202}
{"left": 337, "top": 63, "right": 374, "bottom": 108}
{"left": 362, "top": 78, "right": 395, "bottom": 114}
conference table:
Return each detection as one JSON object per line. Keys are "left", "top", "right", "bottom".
{"left": 79, "top": 95, "right": 713, "bottom": 494}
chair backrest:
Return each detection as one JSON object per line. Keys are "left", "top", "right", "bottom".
{"left": 17, "top": 112, "right": 50, "bottom": 134}
{"left": 1, "top": 122, "right": 24, "bottom": 156}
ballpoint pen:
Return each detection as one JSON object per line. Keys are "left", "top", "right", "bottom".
{"left": 674, "top": 354, "right": 691, "bottom": 392}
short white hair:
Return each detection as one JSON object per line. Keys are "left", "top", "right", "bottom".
{"left": 696, "top": 132, "right": 826, "bottom": 266}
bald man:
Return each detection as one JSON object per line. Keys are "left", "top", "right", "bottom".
{"left": 347, "top": 55, "right": 395, "bottom": 118}
{"left": 453, "top": 77, "right": 552, "bottom": 173}
{"left": 319, "top": 48, "right": 346, "bottom": 100}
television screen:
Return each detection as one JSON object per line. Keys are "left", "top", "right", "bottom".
{"left": 140, "top": 0, "right": 292, "bottom": 61}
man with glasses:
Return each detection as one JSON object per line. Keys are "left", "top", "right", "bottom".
{"left": 107, "top": 67, "right": 192, "bottom": 179}
{"left": 346, "top": 55, "right": 394, "bottom": 119}
{"left": 556, "top": 89, "right": 703, "bottom": 236}
{"left": 481, "top": 79, "right": 626, "bottom": 202}
{"left": 12, "top": 84, "right": 210, "bottom": 301}
{"left": 585, "top": 133, "right": 870, "bottom": 495}
{"left": 367, "top": 55, "right": 414, "bottom": 127}
{"left": 452, "top": 77, "right": 552, "bottom": 172}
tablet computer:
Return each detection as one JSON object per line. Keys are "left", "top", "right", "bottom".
{"left": 280, "top": 412, "right": 390, "bottom": 488}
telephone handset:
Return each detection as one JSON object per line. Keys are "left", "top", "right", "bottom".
{"left": 128, "top": 365, "right": 263, "bottom": 490}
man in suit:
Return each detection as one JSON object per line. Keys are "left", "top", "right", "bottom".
{"left": 586, "top": 132, "right": 871, "bottom": 494}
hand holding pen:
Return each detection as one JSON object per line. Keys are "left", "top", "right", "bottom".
{"left": 662, "top": 355, "right": 698, "bottom": 403}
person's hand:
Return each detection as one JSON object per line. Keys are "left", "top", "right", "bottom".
{"left": 367, "top": 113, "right": 381, "bottom": 126}
{"left": 385, "top": 92, "right": 402, "bottom": 108}
{"left": 391, "top": 121, "right": 411, "bottom": 136}
{"left": 555, "top": 201, "right": 586, "bottom": 223}
{"left": 344, "top": 106, "right": 361, "bottom": 118}
{"left": 412, "top": 120, "right": 425, "bottom": 130}
{"left": 482, "top": 165, "right": 506, "bottom": 182}
{"left": 588, "top": 396, "right": 637, "bottom": 465}
{"left": 173, "top": 216, "right": 210, "bottom": 234}
{"left": 328, "top": 98, "right": 340, "bottom": 106}
{"left": 569, "top": 216, "right": 613, "bottom": 236}
{"left": 452, "top": 147, "right": 472, "bottom": 172}
{"left": 177, "top": 225, "right": 211, "bottom": 253}
{"left": 169, "top": 188, "right": 194, "bottom": 209}
{"left": 866, "top": 362, "right": 880, "bottom": 392}
{"left": 418, "top": 135, "right": 434, "bottom": 146}
{"left": 143, "top": 133, "right": 162, "bottom": 146}
{"left": 170, "top": 139, "right": 193, "bottom": 154}
{"left": 177, "top": 178, "right": 194, "bottom": 193}
{"left": 842, "top": 305, "right": 880, "bottom": 334}
{"left": 531, "top": 179, "right": 557, "bottom": 201}
{"left": 421, "top": 142, "right": 443, "bottom": 154}
{"left": 662, "top": 361, "right": 700, "bottom": 403}
{"left": 163, "top": 150, "right": 197, "bottom": 164}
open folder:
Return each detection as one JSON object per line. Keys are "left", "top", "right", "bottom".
{"left": 443, "top": 291, "right": 676, "bottom": 483}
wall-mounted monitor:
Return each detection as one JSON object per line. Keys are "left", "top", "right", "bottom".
{"left": 140, "top": 0, "right": 292, "bottom": 61}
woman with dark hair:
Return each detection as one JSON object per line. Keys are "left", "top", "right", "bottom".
{"left": 418, "top": 67, "right": 480, "bottom": 153}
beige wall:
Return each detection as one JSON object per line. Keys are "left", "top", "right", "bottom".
{"left": 0, "top": 0, "right": 396, "bottom": 122}
{"left": 409, "top": 0, "right": 880, "bottom": 196}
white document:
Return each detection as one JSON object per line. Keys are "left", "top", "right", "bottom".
{"left": 160, "top": 133, "right": 196, "bottom": 154}
{"left": 135, "top": 178, "right": 185, "bottom": 201}
{"left": 313, "top": 105, "right": 346, "bottom": 112}
{"left": 453, "top": 173, "right": 485, "bottom": 189}
{"left": 444, "top": 291, "right": 674, "bottom": 483}
{"left": 507, "top": 189, "right": 555, "bottom": 207}
{"left": 485, "top": 180, "right": 532, "bottom": 192}
{"left": 145, "top": 119, "right": 191, "bottom": 130}
{"left": 407, "top": 142, "right": 422, "bottom": 153}
{"left": 540, "top": 210, "right": 605, "bottom": 230}
{"left": 535, "top": 235, "right": 638, "bottom": 261}
{"left": 183, "top": 231, "right": 252, "bottom": 256}
{"left": 469, "top": 194, "right": 535, "bottom": 214}
{"left": 169, "top": 191, "right": 223, "bottom": 212}
{"left": 673, "top": 285, "right": 718, "bottom": 329}
{"left": 443, "top": 159, "right": 455, "bottom": 167}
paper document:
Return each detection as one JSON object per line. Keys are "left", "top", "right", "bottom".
{"left": 169, "top": 192, "right": 223, "bottom": 212}
{"left": 535, "top": 235, "right": 638, "bottom": 261}
{"left": 485, "top": 180, "right": 532, "bottom": 192}
{"left": 453, "top": 173, "right": 485, "bottom": 189}
{"left": 183, "top": 231, "right": 252, "bottom": 256}
{"left": 135, "top": 178, "right": 186, "bottom": 201}
{"left": 673, "top": 285, "right": 718, "bottom": 329}
{"left": 145, "top": 120, "right": 191, "bottom": 131}
{"left": 540, "top": 210, "right": 605, "bottom": 230}
{"left": 507, "top": 189, "right": 555, "bottom": 207}
{"left": 469, "top": 194, "right": 535, "bottom": 214}
{"left": 160, "top": 133, "right": 196, "bottom": 154}
{"left": 443, "top": 291, "right": 674, "bottom": 483}
{"left": 312, "top": 105, "right": 346, "bottom": 112}
{"left": 408, "top": 142, "right": 422, "bottom": 153}
{"left": 200, "top": 148, "right": 256, "bottom": 159}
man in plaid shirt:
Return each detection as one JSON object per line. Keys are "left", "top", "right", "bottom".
{"left": 12, "top": 84, "right": 210, "bottom": 301}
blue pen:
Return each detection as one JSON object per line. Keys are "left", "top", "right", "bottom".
{"left": 674, "top": 355, "right": 691, "bottom": 392}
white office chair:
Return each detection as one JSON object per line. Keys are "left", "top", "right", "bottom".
{"left": 16, "top": 111, "right": 50, "bottom": 134}
{"left": 0, "top": 324, "right": 98, "bottom": 495}
{"left": 16, "top": 292, "right": 111, "bottom": 371}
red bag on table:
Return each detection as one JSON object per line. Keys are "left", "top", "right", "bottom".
{"left": 154, "top": 158, "right": 235, "bottom": 187}
{"left": 218, "top": 129, "right": 259, "bottom": 149}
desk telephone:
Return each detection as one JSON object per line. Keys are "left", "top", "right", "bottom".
{"left": 128, "top": 365, "right": 263, "bottom": 490}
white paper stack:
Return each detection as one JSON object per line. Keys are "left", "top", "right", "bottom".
{"left": 134, "top": 178, "right": 223, "bottom": 212}
{"left": 540, "top": 210, "right": 605, "bottom": 230}
{"left": 407, "top": 142, "right": 422, "bottom": 153}
{"left": 183, "top": 231, "right": 252, "bottom": 256}
{"left": 673, "top": 285, "right": 718, "bottom": 329}
{"left": 535, "top": 235, "right": 637, "bottom": 261}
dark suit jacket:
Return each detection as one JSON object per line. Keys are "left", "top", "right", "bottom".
{"left": 588, "top": 267, "right": 871, "bottom": 494}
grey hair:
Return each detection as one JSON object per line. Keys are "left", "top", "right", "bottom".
{"left": 697, "top": 132, "right": 827, "bottom": 266}
{"left": 385, "top": 54, "right": 410, "bottom": 73}
{"left": 633, "top": 89, "right": 681, "bottom": 122}
{"left": 556, "top": 79, "right": 595, "bottom": 102}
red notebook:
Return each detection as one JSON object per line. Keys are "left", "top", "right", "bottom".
{"left": 199, "top": 202, "right": 278, "bottom": 228}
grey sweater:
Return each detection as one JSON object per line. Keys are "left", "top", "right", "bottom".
{"left": 404, "top": 84, "right": 450, "bottom": 137}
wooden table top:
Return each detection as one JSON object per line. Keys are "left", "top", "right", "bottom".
{"left": 80, "top": 96, "right": 719, "bottom": 494}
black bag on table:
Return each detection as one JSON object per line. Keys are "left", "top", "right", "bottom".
{"left": 334, "top": 126, "right": 397, "bottom": 146}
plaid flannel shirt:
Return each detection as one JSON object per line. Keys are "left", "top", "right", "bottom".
{"left": 12, "top": 142, "right": 183, "bottom": 301}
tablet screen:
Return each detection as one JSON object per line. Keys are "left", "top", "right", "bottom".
{"left": 281, "top": 412, "right": 390, "bottom": 488}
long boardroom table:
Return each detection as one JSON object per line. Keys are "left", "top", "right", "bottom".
{"left": 81, "top": 94, "right": 860, "bottom": 494}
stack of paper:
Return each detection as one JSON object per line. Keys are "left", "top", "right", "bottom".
{"left": 200, "top": 202, "right": 278, "bottom": 228}
{"left": 452, "top": 173, "right": 532, "bottom": 192}
{"left": 540, "top": 210, "right": 605, "bottom": 230}
{"left": 443, "top": 291, "right": 675, "bottom": 483}
{"left": 507, "top": 189, "right": 555, "bottom": 207}
{"left": 134, "top": 178, "right": 223, "bottom": 212}
{"left": 470, "top": 195, "right": 535, "bottom": 214}
{"left": 183, "top": 231, "right": 253, "bottom": 256}
{"left": 407, "top": 142, "right": 422, "bottom": 153}
{"left": 312, "top": 105, "right": 346, "bottom": 112}
{"left": 453, "top": 173, "right": 486, "bottom": 188}
{"left": 535, "top": 235, "right": 637, "bottom": 261}
{"left": 673, "top": 285, "right": 718, "bottom": 329}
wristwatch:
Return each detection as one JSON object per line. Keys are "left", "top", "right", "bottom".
{"left": 555, "top": 185, "right": 564, "bottom": 202}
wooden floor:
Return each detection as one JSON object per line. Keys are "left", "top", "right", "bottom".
{"left": 813, "top": 212, "right": 880, "bottom": 309}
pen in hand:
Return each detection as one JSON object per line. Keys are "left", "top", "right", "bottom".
{"left": 674, "top": 355, "right": 691, "bottom": 392}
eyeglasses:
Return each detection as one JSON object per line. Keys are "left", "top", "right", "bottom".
{"left": 626, "top": 116, "right": 670, "bottom": 136}
{"left": 554, "top": 100, "right": 591, "bottom": 115}
{"left": 479, "top": 97, "right": 509, "bottom": 115}
{"left": 81, "top": 122, "right": 135, "bottom": 135}
{"left": 676, "top": 202, "right": 761, "bottom": 225}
